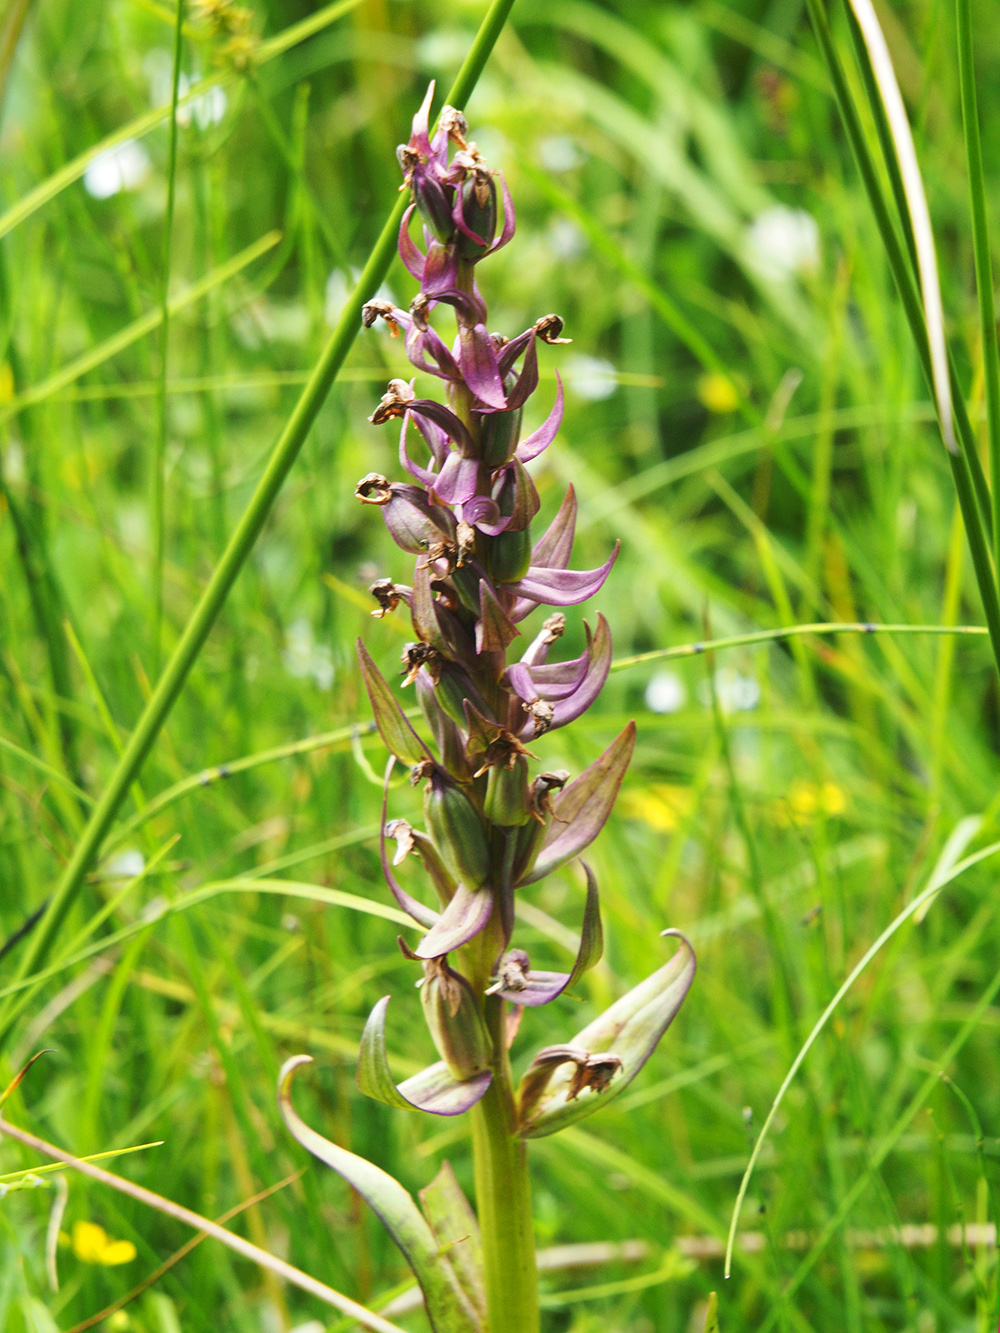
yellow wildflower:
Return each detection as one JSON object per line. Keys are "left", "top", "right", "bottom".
{"left": 696, "top": 372, "right": 740, "bottom": 414}
{"left": 71, "top": 1220, "right": 137, "bottom": 1265}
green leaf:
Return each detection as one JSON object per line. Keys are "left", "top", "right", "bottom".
{"left": 518, "top": 931, "right": 696, "bottom": 1138}
{"left": 420, "top": 1162, "right": 487, "bottom": 1325}
{"left": 566, "top": 861, "right": 604, "bottom": 991}
{"left": 358, "top": 997, "right": 492, "bottom": 1116}
{"left": 357, "top": 639, "right": 430, "bottom": 766}
{"left": 704, "top": 1291, "right": 720, "bottom": 1333}
{"left": 279, "top": 1057, "right": 484, "bottom": 1332}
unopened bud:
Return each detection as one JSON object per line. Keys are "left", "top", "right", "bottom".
{"left": 412, "top": 171, "right": 455, "bottom": 245}
{"left": 454, "top": 149, "right": 497, "bottom": 259}
{"left": 423, "top": 771, "right": 491, "bottom": 889}
{"left": 480, "top": 404, "right": 523, "bottom": 469}
{"left": 421, "top": 956, "right": 492, "bottom": 1079}
{"left": 484, "top": 754, "right": 532, "bottom": 827}
{"left": 511, "top": 771, "right": 569, "bottom": 882}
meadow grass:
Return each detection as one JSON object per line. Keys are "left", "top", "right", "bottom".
{"left": 2, "top": 0, "right": 1000, "bottom": 1329}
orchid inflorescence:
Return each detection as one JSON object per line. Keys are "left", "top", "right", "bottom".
{"left": 279, "top": 84, "right": 695, "bottom": 1332}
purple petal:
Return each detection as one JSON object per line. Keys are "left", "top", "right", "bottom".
{"left": 430, "top": 286, "right": 488, "bottom": 326}
{"left": 422, "top": 240, "right": 459, "bottom": 296}
{"left": 497, "top": 327, "right": 536, "bottom": 379}
{"left": 488, "top": 170, "right": 515, "bottom": 254}
{"left": 379, "top": 758, "right": 440, "bottom": 929}
{"left": 546, "top": 613, "right": 612, "bottom": 729}
{"left": 519, "top": 722, "right": 635, "bottom": 886}
{"left": 433, "top": 452, "right": 479, "bottom": 505}
{"left": 497, "top": 862, "right": 602, "bottom": 1006}
{"left": 405, "top": 323, "right": 461, "bottom": 382}
{"left": 409, "top": 410, "right": 450, "bottom": 467}
{"left": 462, "top": 495, "right": 510, "bottom": 535}
{"left": 399, "top": 416, "right": 439, "bottom": 489}
{"left": 414, "top": 882, "right": 494, "bottom": 958}
{"left": 409, "top": 81, "right": 435, "bottom": 157}
{"left": 504, "top": 661, "right": 536, "bottom": 704}
{"left": 397, "top": 1062, "right": 492, "bottom": 1115}
{"left": 516, "top": 374, "right": 564, "bottom": 463}
{"left": 408, "top": 398, "right": 476, "bottom": 455}
{"left": 458, "top": 324, "right": 507, "bottom": 410}
{"left": 531, "top": 483, "right": 576, "bottom": 568}
{"left": 506, "top": 541, "right": 619, "bottom": 613}
{"left": 399, "top": 204, "right": 426, "bottom": 281}
{"left": 504, "top": 333, "right": 538, "bottom": 412}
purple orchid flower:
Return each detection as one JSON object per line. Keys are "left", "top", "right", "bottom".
{"left": 338, "top": 84, "right": 695, "bottom": 1162}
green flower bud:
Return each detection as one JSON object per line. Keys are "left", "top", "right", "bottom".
{"left": 421, "top": 956, "right": 493, "bottom": 1079}
{"left": 480, "top": 404, "right": 522, "bottom": 469}
{"left": 487, "top": 528, "right": 532, "bottom": 584}
{"left": 484, "top": 754, "right": 531, "bottom": 826}
{"left": 423, "top": 771, "right": 491, "bottom": 889}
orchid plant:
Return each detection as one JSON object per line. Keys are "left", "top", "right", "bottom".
{"left": 278, "top": 85, "right": 697, "bottom": 1333}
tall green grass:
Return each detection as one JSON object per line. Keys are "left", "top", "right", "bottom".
{"left": 2, "top": 0, "right": 1000, "bottom": 1329}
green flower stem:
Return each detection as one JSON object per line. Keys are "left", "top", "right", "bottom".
{"left": 471, "top": 996, "right": 540, "bottom": 1333}
{"left": 0, "top": 0, "right": 517, "bottom": 1057}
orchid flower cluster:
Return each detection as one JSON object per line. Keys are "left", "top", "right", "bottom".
{"left": 279, "top": 85, "right": 695, "bottom": 1333}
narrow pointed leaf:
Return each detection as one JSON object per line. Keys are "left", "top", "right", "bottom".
{"left": 279, "top": 1057, "right": 481, "bottom": 1332}
{"left": 517, "top": 931, "right": 696, "bottom": 1138}
{"left": 476, "top": 580, "right": 521, "bottom": 654}
{"left": 518, "top": 722, "right": 635, "bottom": 884}
{"left": 411, "top": 561, "right": 446, "bottom": 652}
{"left": 420, "top": 1162, "right": 487, "bottom": 1324}
{"left": 357, "top": 998, "right": 492, "bottom": 1118}
{"left": 380, "top": 758, "right": 441, "bottom": 929}
{"left": 358, "top": 996, "right": 416, "bottom": 1111}
{"left": 357, "top": 640, "right": 430, "bottom": 766}
{"left": 498, "top": 861, "right": 602, "bottom": 1006}
{"left": 567, "top": 861, "right": 603, "bottom": 987}
{"left": 415, "top": 882, "right": 494, "bottom": 958}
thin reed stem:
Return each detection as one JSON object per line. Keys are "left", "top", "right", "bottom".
{"left": 152, "top": 0, "right": 185, "bottom": 676}
{"left": 956, "top": 0, "right": 1000, "bottom": 572}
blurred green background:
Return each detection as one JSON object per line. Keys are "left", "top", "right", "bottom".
{"left": 2, "top": 0, "right": 1000, "bottom": 1328}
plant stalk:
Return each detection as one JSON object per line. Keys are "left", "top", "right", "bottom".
{"left": 0, "top": 0, "right": 517, "bottom": 1056}
{"left": 471, "top": 996, "right": 539, "bottom": 1333}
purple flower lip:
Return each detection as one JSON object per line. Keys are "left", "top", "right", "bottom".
{"left": 507, "top": 541, "right": 620, "bottom": 620}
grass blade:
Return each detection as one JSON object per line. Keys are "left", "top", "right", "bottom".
{"left": 724, "top": 837, "right": 1000, "bottom": 1277}
{"left": 956, "top": 0, "right": 1000, "bottom": 568}
{"left": 0, "top": 1116, "right": 410, "bottom": 1333}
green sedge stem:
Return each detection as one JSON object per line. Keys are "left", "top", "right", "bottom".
{"left": 152, "top": 0, "right": 185, "bottom": 676}
{"left": 471, "top": 997, "right": 540, "bottom": 1333}
{"left": 956, "top": 0, "right": 1000, "bottom": 573}
{"left": 804, "top": 0, "right": 1000, "bottom": 678}
{"left": 0, "top": 0, "right": 518, "bottom": 1056}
